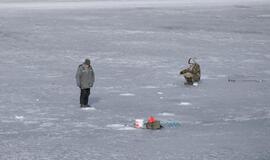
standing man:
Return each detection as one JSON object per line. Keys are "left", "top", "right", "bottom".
{"left": 180, "top": 58, "right": 201, "bottom": 85}
{"left": 76, "top": 58, "right": 95, "bottom": 108}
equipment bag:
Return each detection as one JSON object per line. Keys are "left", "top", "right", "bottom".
{"left": 146, "top": 121, "right": 162, "bottom": 130}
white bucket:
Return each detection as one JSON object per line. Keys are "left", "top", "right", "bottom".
{"left": 134, "top": 119, "right": 144, "bottom": 128}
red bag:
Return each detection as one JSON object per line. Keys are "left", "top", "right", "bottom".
{"left": 148, "top": 116, "right": 156, "bottom": 123}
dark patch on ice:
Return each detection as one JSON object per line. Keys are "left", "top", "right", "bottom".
{"left": 228, "top": 75, "right": 267, "bottom": 83}
{"left": 0, "top": 30, "right": 30, "bottom": 41}
{"left": 161, "top": 25, "right": 186, "bottom": 31}
{"left": 233, "top": 5, "right": 252, "bottom": 9}
{"left": 134, "top": 7, "right": 155, "bottom": 10}
{"left": 231, "top": 30, "right": 262, "bottom": 35}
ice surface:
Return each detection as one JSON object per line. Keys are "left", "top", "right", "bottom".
{"left": 81, "top": 107, "right": 96, "bottom": 111}
{"left": 0, "top": 0, "right": 269, "bottom": 9}
{"left": 178, "top": 102, "right": 192, "bottom": 106}
{"left": 0, "top": 0, "right": 270, "bottom": 160}
{"left": 107, "top": 123, "right": 136, "bottom": 130}
{"left": 158, "top": 112, "right": 175, "bottom": 116}
{"left": 119, "top": 93, "right": 136, "bottom": 96}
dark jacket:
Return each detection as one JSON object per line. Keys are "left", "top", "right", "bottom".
{"left": 180, "top": 63, "right": 201, "bottom": 82}
{"left": 76, "top": 64, "right": 95, "bottom": 89}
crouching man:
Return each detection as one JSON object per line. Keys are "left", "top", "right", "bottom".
{"left": 76, "top": 58, "right": 95, "bottom": 108}
{"left": 180, "top": 58, "right": 201, "bottom": 85}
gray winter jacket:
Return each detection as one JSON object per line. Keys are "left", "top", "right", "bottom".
{"left": 76, "top": 64, "right": 95, "bottom": 89}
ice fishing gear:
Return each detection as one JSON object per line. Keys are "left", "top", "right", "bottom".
{"left": 146, "top": 121, "right": 162, "bottom": 130}
{"left": 188, "top": 57, "right": 197, "bottom": 64}
{"left": 145, "top": 116, "right": 162, "bottom": 130}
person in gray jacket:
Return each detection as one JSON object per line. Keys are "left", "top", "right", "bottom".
{"left": 76, "top": 58, "right": 95, "bottom": 108}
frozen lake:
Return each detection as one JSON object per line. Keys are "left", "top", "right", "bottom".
{"left": 0, "top": 0, "right": 270, "bottom": 159}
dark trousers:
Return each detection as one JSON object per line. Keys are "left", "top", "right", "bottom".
{"left": 80, "top": 88, "right": 90, "bottom": 105}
